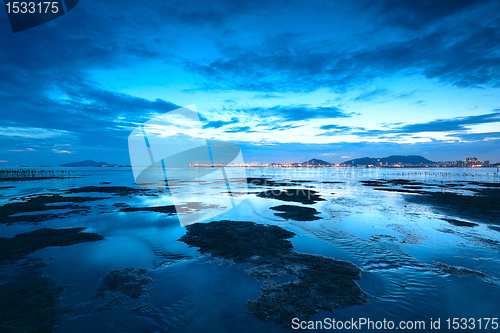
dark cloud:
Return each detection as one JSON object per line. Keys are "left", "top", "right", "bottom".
{"left": 223, "top": 126, "right": 255, "bottom": 133}
{"left": 203, "top": 117, "right": 240, "bottom": 129}
{"left": 204, "top": 104, "right": 350, "bottom": 131}
{"left": 446, "top": 131, "right": 500, "bottom": 141}
{"left": 157, "top": 0, "right": 298, "bottom": 27}
{"left": 1, "top": 0, "right": 499, "bottom": 165}
{"left": 361, "top": 0, "right": 492, "bottom": 30}
{"left": 316, "top": 111, "right": 500, "bottom": 137}
{"left": 0, "top": 0, "right": 194, "bottom": 166}
{"left": 184, "top": 16, "right": 500, "bottom": 92}
{"left": 394, "top": 111, "right": 500, "bottom": 133}
{"left": 243, "top": 105, "right": 350, "bottom": 121}
{"left": 319, "top": 124, "right": 351, "bottom": 131}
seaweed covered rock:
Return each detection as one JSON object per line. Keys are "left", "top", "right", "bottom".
{"left": 179, "top": 220, "right": 368, "bottom": 326}
{"left": 92, "top": 268, "right": 152, "bottom": 311}
{"left": 0, "top": 228, "right": 104, "bottom": 264}
{"left": 0, "top": 194, "right": 105, "bottom": 224}
{"left": 270, "top": 205, "right": 323, "bottom": 221}
{"left": 179, "top": 221, "right": 295, "bottom": 262}
{"left": 0, "top": 258, "right": 66, "bottom": 332}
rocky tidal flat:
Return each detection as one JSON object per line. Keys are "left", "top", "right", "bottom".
{"left": 0, "top": 169, "right": 499, "bottom": 332}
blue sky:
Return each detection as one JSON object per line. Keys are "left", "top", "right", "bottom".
{"left": 1, "top": 0, "right": 500, "bottom": 165}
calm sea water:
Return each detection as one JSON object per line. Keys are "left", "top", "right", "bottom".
{"left": 1, "top": 167, "right": 499, "bottom": 332}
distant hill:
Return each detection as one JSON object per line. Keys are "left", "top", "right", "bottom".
{"left": 60, "top": 160, "right": 119, "bottom": 167}
{"left": 301, "top": 158, "right": 333, "bottom": 166}
{"left": 342, "top": 155, "right": 435, "bottom": 166}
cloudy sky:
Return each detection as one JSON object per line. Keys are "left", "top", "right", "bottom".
{"left": 1, "top": 0, "right": 500, "bottom": 166}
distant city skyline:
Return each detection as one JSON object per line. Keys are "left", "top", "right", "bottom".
{"left": 1, "top": 1, "right": 500, "bottom": 166}
{"left": 1, "top": 155, "right": 499, "bottom": 168}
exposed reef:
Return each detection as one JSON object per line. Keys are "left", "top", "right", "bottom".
{"left": 118, "top": 204, "right": 176, "bottom": 214}
{"left": 0, "top": 258, "right": 66, "bottom": 332}
{"left": 360, "top": 180, "right": 387, "bottom": 187}
{"left": 178, "top": 220, "right": 368, "bottom": 326}
{"left": 0, "top": 194, "right": 105, "bottom": 224}
{"left": 489, "top": 226, "right": 500, "bottom": 232}
{"left": 386, "top": 179, "right": 426, "bottom": 186}
{"left": 373, "top": 187, "right": 423, "bottom": 194}
{"left": 405, "top": 191, "right": 500, "bottom": 225}
{"left": 441, "top": 218, "right": 478, "bottom": 228}
{"left": 0, "top": 227, "right": 104, "bottom": 264}
{"left": 64, "top": 186, "right": 151, "bottom": 196}
{"left": 433, "top": 261, "right": 491, "bottom": 281}
{"left": 92, "top": 268, "right": 152, "bottom": 311}
{"left": 270, "top": 205, "right": 323, "bottom": 221}
{"left": 370, "top": 234, "right": 399, "bottom": 243}
{"left": 359, "top": 179, "right": 500, "bottom": 225}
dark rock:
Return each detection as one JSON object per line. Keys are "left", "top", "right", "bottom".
{"left": 0, "top": 258, "right": 66, "bottom": 333}
{"left": 0, "top": 228, "right": 104, "bottom": 264}
{"left": 441, "top": 218, "right": 478, "bottom": 228}
{"left": 92, "top": 268, "right": 152, "bottom": 311}
{"left": 270, "top": 205, "right": 322, "bottom": 221}
{"left": 0, "top": 193, "right": 106, "bottom": 224}
{"left": 178, "top": 221, "right": 368, "bottom": 326}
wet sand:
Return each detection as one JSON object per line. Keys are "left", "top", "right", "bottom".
{"left": 64, "top": 186, "right": 150, "bottom": 196}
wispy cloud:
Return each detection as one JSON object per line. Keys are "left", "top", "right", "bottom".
{"left": 52, "top": 149, "right": 73, "bottom": 154}
{"left": 353, "top": 88, "right": 388, "bottom": 102}
{"left": 0, "top": 127, "right": 72, "bottom": 139}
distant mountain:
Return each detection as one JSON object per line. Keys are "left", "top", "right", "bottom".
{"left": 342, "top": 155, "right": 435, "bottom": 166}
{"left": 60, "top": 160, "right": 119, "bottom": 167}
{"left": 301, "top": 158, "right": 333, "bottom": 166}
